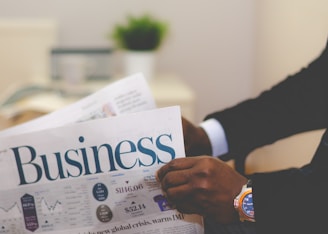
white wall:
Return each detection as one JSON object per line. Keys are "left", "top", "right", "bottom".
{"left": 253, "top": 0, "right": 328, "bottom": 95}
{"left": 0, "top": 0, "right": 255, "bottom": 123}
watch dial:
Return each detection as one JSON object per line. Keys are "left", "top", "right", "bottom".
{"left": 242, "top": 193, "right": 254, "bottom": 218}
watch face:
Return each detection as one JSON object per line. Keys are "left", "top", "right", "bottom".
{"left": 242, "top": 193, "right": 254, "bottom": 218}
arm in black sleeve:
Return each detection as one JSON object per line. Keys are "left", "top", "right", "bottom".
{"left": 205, "top": 40, "right": 328, "bottom": 158}
{"left": 205, "top": 40, "right": 328, "bottom": 233}
{"left": 252, "top": 129, "right": 328, "bottom": 234}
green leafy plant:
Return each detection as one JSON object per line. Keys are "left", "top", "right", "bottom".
{"left": 110, "top": 14, "right": 168, "bottom": 51}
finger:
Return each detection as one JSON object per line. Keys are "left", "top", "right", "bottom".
{"left": 165, "top": 183, "right": 193, "bottom": 202}
{"left": 160, "top": 169, "right": 190, "bottom": 191}
{"left": 156, "top": 157, "right": 196, "bottom": 182}
{"left": 165, "top": 186, "right": 200, "bottom": 214}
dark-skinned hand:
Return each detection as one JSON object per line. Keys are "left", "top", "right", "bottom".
{"left": 182, "top": 117, "right": 212, "bottom": 156}
{"left": 157, "top": 156, "right": 248, "bottom": 224}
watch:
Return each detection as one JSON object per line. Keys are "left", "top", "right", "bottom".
{"left": 233, "top": 180, "right": 255, "bottom": 222}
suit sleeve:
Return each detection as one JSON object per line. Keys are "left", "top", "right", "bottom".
{"left": 251, "top": 129, "right": 328, "bottom": 234}
{"left": 205, "top": 40, "right": 328, "bottom": 158}
{"left": 205, "top": 40, "right": 328, "bottom": 234}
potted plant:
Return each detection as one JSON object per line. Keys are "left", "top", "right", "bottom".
{"left": 110, "top": 13, "right": 169, "bottom": 80}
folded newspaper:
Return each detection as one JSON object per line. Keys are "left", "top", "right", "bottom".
{"left": 0, "top": 73, "right": 204, "bottom": 234}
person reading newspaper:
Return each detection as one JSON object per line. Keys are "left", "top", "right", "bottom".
{"left": 157, "top": 38, "right": 328, "bottom": 234}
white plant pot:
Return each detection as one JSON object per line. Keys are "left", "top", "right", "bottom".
{"left": 124, "top": 51, "right": 155, "bottom": 81}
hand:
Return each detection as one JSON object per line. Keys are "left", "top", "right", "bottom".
{"left": 182, "top": 117, "right": 212, "bottom": 156}
{"left": 157, "top": 156, "right": 248, "bottom": 223}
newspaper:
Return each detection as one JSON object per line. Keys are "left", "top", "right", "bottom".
{"left": 0, "top": 73, "right": 156, "bottom": 138}
{"left": 0, "top": 74, "right": 204, "bottom": 234}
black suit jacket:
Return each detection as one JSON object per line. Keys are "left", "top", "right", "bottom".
{"left": 205, "top": 39, "right": 328, "bottom": 234}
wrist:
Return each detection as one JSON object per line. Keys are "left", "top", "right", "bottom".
{"left": 197, "top": 127, "right": 212, "bottom": 155}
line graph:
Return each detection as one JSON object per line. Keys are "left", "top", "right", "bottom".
{"left": 40, "top": 197, "right": 63, "bottom": 214}
{"left": 0, "top": 202, "right": 21, "bottom": 217}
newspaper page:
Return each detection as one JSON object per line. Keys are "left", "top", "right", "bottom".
{"left": 0, "top": 73, "right": 156, "bottom": 138}
{"left": 0, "top": 106, "right": 204, "bottom": 234}
{"left": 0, "top": 74, "right": 204, "bottom": 233}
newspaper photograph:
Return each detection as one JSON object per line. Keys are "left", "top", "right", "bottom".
{"left": 0, "top": 74, "right": 204, "bottom": 234}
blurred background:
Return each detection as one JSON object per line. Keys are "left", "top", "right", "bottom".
{"left": 0, "top": 0, "right": 327, "bottom": 173}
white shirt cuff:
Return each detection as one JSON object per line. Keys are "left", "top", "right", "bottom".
{"left": 200, "top": 118, "right": 228, "bottom": 157}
